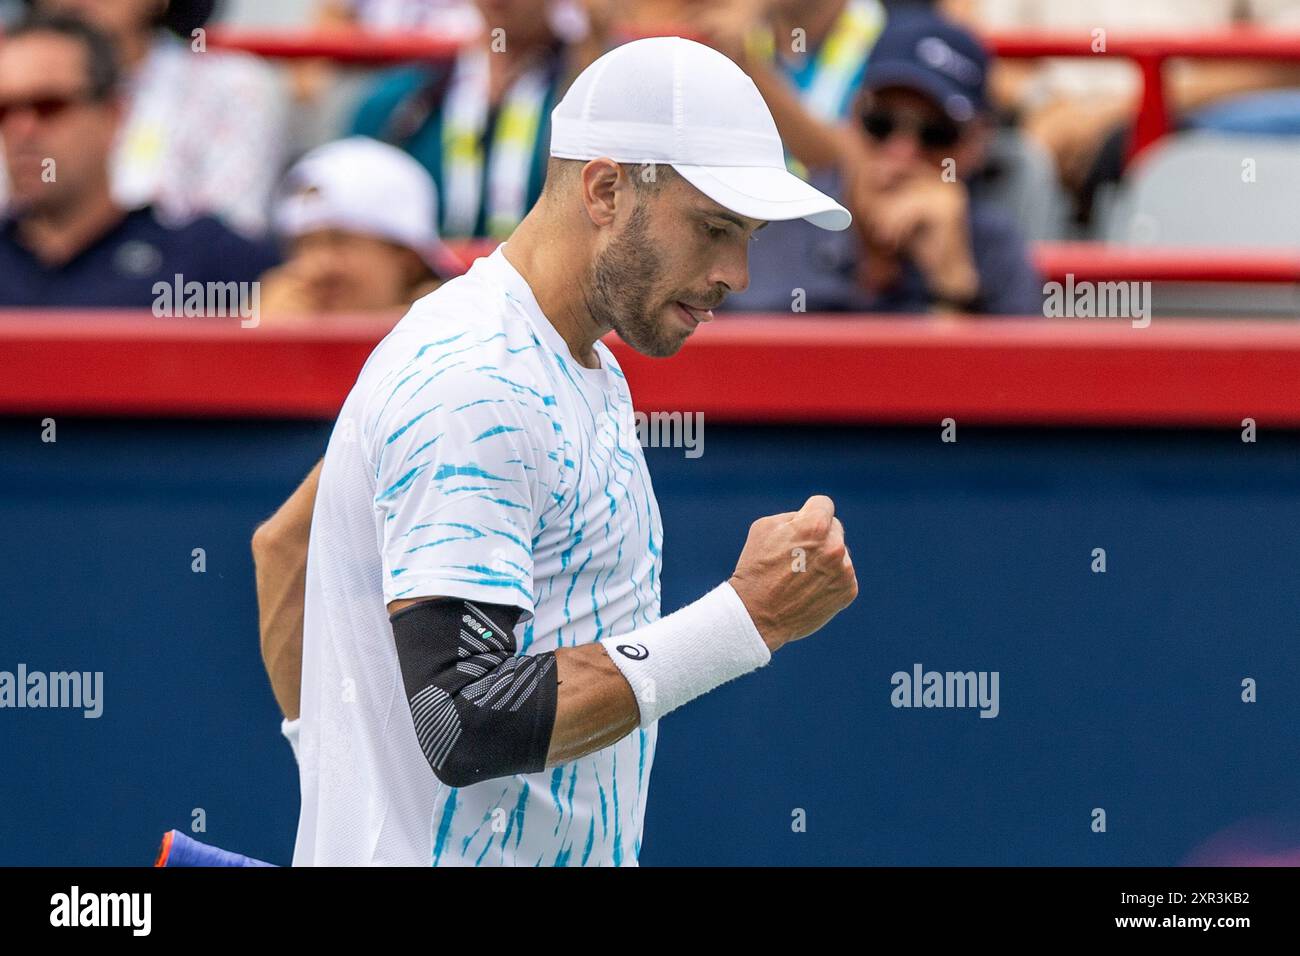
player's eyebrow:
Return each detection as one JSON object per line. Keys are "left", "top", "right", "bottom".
{"left": 700, "top": 209, "right": 769, "bottom": 232}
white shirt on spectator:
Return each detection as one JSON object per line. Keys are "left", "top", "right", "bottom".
{"left": 112, "top": 32, "right": 289, "bottom": 236}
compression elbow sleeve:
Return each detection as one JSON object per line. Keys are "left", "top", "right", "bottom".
{"left": 390, "top": 598, "right": 558, "bottom": 788}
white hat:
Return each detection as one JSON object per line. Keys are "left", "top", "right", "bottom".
{"left": 273, "top": 136, "right": 465, "bottom": 278}
{"left": 549, "top": 37, "right": 851, "bottom": 231}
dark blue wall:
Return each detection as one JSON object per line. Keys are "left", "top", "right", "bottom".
{"left": 2, "top": 418, "right": 1298, "bottom": 865}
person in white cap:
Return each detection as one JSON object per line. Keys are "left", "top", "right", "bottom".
{"left": 259, "top": 137, "right": 465, "bottom": 320}
{"left": 252, "top": 36, "right": 857, "bottom": 867}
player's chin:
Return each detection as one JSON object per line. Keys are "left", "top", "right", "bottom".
{"left": 660, "top": 335, "right": 690, "bottom": 357}
{"left": 617, "top": 306, "right": 695, "bottom": 358}
{"left": 630, "top": 329, "right": 689, "bottom": 360}
{"left": 636, "top": 331, "right": 688, "bottom": 359}
{"left": 658, "top": 306, "right": 698, "bottom": 352}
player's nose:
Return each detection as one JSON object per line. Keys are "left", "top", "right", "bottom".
{"left": 709, "top": 246, "right": 750, "bottom": 296}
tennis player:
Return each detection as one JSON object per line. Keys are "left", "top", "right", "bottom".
{"left": 254, "top": 36, "right": 858, "bottom": 867}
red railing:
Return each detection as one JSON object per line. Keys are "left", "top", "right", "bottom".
{"left": 4, "top": 313, "right": 1300, "bottom": 426}
{"left": 206, "top": 29, "right": 461, "bottom": 63}
{"left": 1030, "top": 243, "right": 1300, "bottom": 285}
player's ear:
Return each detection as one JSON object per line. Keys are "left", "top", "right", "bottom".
{"left": 579, "top": 159, "right": 623, "bottom": 228}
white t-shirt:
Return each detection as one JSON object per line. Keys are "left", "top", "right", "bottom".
{"left": 292, "top": 243, "right": 663, "bottom": 866}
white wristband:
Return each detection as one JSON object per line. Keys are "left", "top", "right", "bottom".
{"left": 598, "top": 580, "right": 772, "bottom": 726}
{"left": 281, "top": 717, "right": 301, "bottom": 763}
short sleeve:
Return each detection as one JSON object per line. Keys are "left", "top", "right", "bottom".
{"left": 369, "top": 367, "right": 555, "bottom": 617}
{"left": 281, "top": 717, "right": 301, "bottom": 762}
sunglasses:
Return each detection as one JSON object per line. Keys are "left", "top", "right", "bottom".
{"left": 860, "top": 109, "right": 961, "bottom": 150}
{"left": 0, "top": 91, "right": 96, "bottom": 125}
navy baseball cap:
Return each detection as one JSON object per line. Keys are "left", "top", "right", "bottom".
{"left": 861, "top": 7, "right": 990, "bottom": 123}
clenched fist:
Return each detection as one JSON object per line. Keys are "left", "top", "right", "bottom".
{"left": 728, "top": 495, "right": 859, "bottom": 652}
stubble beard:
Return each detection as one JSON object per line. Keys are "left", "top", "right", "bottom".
{"left": 587, "top": 200, "right": 687, "bottom": 359}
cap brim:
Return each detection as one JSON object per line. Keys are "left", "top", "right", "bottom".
{"left": 671, "top": 163, "right": 852, "bottom": 231}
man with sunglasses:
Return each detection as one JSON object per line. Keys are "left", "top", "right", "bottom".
{"left": 0, "top": 14, "right": 279, "bottom": 308}
{"left": 723, "top": 6, "right": 1041, "bottom": 316}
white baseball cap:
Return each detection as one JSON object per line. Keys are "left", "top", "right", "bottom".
{"left": 549, "top": 37, "right": 851, "bottom": 231}
{"left": 273, "top": 136, "right": 465, "bottom": 279}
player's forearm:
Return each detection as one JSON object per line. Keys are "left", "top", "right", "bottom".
{"left": 548, "top": 579, "right": 786, "bottom": 764}
{"left": 252, "top": 458, "right": 323, "bottom": 721}
{"left": 256, "top": 554, "right": 305, "bottom": 721}
{"left": 545, "top": 643, "right": 641, "bottom": 766}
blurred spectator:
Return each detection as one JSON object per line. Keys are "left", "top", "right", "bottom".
{"left": 283, "top": 1, "right": 483, "bottom": 155}
{"left": 760, "top": 0, "right": 885, "bottom": 122}
{"left": 259, "top": 136, "right": 463, "bottom": 319}
{"left": 692, "top": 0, "right": 886, "bottom": 175}
{"left": 10, "top": 0, "right": 290, "bottom": 236}
{"left": 0, "top": 15, "right": 279, "bottom": 307}
{"left": 348, "top": 0, "right": 609, "bottom": 239}
{"left": 944, "top": 0, "right": 1300, "bottom": 220}
{"left": 722, "top": 6, "right": 1041, "bottom": 315}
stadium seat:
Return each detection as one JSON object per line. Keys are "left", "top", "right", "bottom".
{"left": 1104, "top": 131, "right": 1300, "bottom": 248}
{"left": 976, "top": 128, "right": 1071, "bottom": 243}
{"left": 1096, "top": 131, "right": 1300, "bottom": 317}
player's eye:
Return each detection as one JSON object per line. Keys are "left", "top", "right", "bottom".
{"left": 703, "top": 223, "right": 729, "bottom": 240}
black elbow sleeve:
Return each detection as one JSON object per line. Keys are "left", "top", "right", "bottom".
{"left": 390, "top": 598, "right": 558, "bottom": 788}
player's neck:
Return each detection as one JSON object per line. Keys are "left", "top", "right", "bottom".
{"left": 501, "top": 214, "right": 605, "bottom": 371}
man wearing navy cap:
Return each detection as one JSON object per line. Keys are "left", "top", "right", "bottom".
{"left": 725, "top": 5, "right": 1042, "bottom": 316}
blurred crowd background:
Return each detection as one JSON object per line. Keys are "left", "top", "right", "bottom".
{"left": 1, "top": 0, "right": 1299, "bottom": 321}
